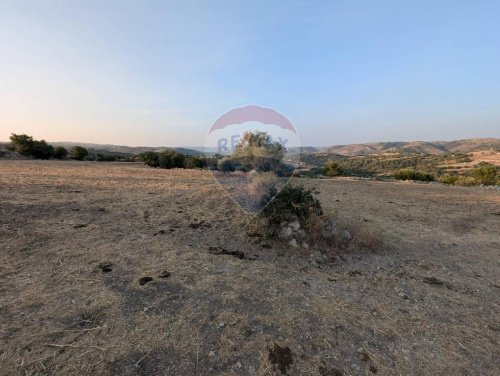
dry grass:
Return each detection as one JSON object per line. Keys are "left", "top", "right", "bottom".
{"left": 1, "top": 160, "right": 499, "bottom": 375}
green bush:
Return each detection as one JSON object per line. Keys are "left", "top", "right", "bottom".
{"left": 138, "top": 152, "right": 159, "bottom": 167}
{"left": 438, "top": 173, "right": 459, "bottom": 185}
{"left": 30, "top": 140, "right": 54, "bottom": 159}
{"left": 393, "top": 168, "right": 435, "bottom": 182}
{"left": 185, "top": 156, "right": 206, "bottom": 169}
{"left": 53, "top": 146, "right": 68, "bottom": 159}
{"left": 217, "top": 158, "right": 237, "bottom": 172}
{"left": 260, "top": 184, "right": 322, "bottom": 235}
{"left": 70, "top": 146, "right": 89, "bottom": 160}
{"left": 471, "top": 163, "right": 498, "bottom": 185}
{"left": 324, "top": 160, "right": 344, "bottom": 177}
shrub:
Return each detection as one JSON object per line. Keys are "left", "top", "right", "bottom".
{"left": 260, "top": 184, "right": 322, "bottom": 234}
{"left": 217, "top": 158, "right": 237, "bottom": 172}
{"left": 393, "top": 168, "right": 434, "bottom": 182}
{"left": 70, "top": 146, "right": 89, "bottom": 161}
{"left": 438, "top": 173, "right": 459, "bottom": 185}
{"left": 454, "top": 176, "right": 478, "bottom": 186}
{"left": 30, "top": 140, "right": 54, "bottom": 159}
{"left": 324, "top": 160, "right": 343, "bottom": 177}
{"left": 53, "top": 146, "right": 68, "bottom": 159}
{"left": 138, "top": 152, "right": 159, "bottom": 167}
{"left": 185, "top": 156, "right": 206, "bottom": 169}
{"left": 96, "top": 154, "right": 116, "bottom": 162}
{"left": 471, "top": 163, "right": 498, "bottom": 185}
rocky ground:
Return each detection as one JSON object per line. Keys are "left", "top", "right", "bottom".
{"left": 0, "top": 160, "right": 499, "bottom": 376}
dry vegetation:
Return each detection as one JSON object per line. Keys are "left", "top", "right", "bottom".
{"left": 1, "top": 160, "right": 499, "bottom": 375}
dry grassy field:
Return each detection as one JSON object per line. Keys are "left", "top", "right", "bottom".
{"left": 1, "top": 160, "right": 499, "bottom": 376}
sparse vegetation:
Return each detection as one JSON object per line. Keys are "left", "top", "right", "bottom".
{"left": 471, "top": 163, "right": 498, "bottom": 185}
{"left": 139, "top": 150, "right": 205, "bottom": 169}
{"left": 393, "top": 168, "right": 435, "bottom": 182}
{"left": 324, "top": 160, "right": 344, "bottom": 177}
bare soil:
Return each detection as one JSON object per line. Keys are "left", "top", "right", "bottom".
{"left": 1, "top": 160, "right": 499, "bottom": 376}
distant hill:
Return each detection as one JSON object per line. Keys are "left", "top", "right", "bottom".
{"left": 318, "top": 138, "right": 499, "bottom": 156}
{"left": 48, "top": 142, "right": 204, "bottom": 156}
{"left": 1, "top": 138, "right": 498, "bottom": 158}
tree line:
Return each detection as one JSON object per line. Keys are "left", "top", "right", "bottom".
{"left": 6, "top": 134, "right": 91, "bottom": 160}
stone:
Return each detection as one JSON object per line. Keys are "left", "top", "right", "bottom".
{"left": 288, "top": 238, "right": 299, "bottom": 248}
{"left": 279, "top": 226, "right": 293, "bottom": 239}
{"left": 301, "top": 242, "right": 309, "bottom": 249}
{"left": 289, "top": 221, "right": 300, "bottom": 231}
{"left": 340, "top": 229, "right": 351, "bottom": 242}
{"left": 296, "top": 229, "right": 306, "bottom": 239}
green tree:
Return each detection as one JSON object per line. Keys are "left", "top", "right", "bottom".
{"left": 138, "top": 152, "right": 159, "bottom": 167}
{"left": 7, "top": 134, "right": 54, "bottom": 159}
{"left": 7, "top": 134, "right": 35, "bottom": 155}
{"left": 70, "top": 146, "right": 89, "bottom": 160}
{"left": 232, "top": 131, "right": 285, "bottom": 171}
{"left": 53, "top": 146, "right": 68, "bottom": 159}
{"left": 31, "top": 140, "right": 54, "bottom": 159}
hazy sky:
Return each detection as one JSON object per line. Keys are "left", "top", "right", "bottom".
{"left": 1, "top": 0, "right": 499, "bottom": 146}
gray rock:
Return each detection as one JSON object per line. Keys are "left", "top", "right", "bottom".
{"left": 296, "top": 229, "right": 306, "bottom": 239}
{"left": 321, "top": 229, "right": 334, "bottom": 239}
{"left": 279, "top": 226, "right": 293, "bottom": 239}
{"left": 288, "top": 238, "right": 299, "bottom": 248}
{"left": 340, "top": 229, "right": 351, "bottom": 242}
{"left": 289, "top": 221, "right": 300, "bottom": 231}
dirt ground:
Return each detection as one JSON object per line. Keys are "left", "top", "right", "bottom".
{"left": 1, "top": 160, "right": 499, "bottom": 376}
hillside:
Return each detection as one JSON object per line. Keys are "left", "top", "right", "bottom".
{"left": 319, "top": 138, "right": 499, "bottom": 156}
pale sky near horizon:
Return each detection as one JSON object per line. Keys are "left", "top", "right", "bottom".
{"left": 1, "top": 0, "right": 499, "bottom": 147}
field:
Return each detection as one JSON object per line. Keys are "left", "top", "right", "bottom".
{"left": 1, "top": 160, "right": 499, "bottom": 375}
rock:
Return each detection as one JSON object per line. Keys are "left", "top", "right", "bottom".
{"left": 218, "top": 322, "right": 225, "bottom": 328}
{"left": 339, "top": 229, "right": 351, "bottom": 242}
{"left": 324, "top": 220, "right": 337, "bottom": 231}
{"left": 301, "top": 242, "right": 309, "bottom": 250}
{"left": 289, "top": 221, "right": 300, "bottom": 231}
{"left": 296, "top": 229, "right": 306, "bottom": 239}
{"left": 279, "top": 226, "right": 294, "bottom": 239}
{"left": 311, "top": 251, "right": 327, "bottom": 264}
{"left": 288, "top": 238, "right": 299, "bottom": 248}
{"left": 321, "top": 229, "right": 334, "bottom": 239}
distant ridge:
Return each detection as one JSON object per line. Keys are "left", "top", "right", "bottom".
{"left": 317, "top": 138, "right": 500, "bottom": 156}
{"left": 1, "top": 138, "right": 498, "bottom": 157}
{"left": 48, "top": 142, "right": 204, "bottom": 156}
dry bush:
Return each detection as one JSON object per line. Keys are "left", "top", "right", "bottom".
{"left": 249, "top": 171, "right": 280, "bottom": 201}
{"left": 304, "top": 211, "right": 384, "bottom": 253}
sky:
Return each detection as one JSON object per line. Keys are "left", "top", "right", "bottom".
{"left": 1, "top": 0, "right": 499, "bottom": 147}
